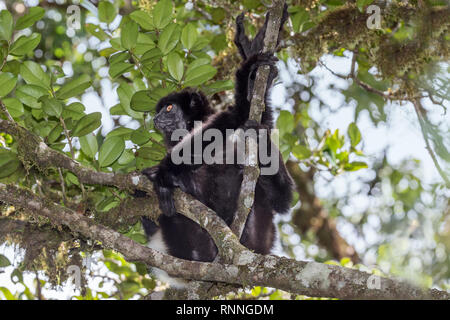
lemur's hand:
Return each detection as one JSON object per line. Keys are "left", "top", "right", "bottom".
{"left": 142, "top": 166, "right": 177, "bottom": 217}
{"left": 246, "top": 52, "right": 278, "bottom": 101}
{"left": 242, "top": 119, "right": 260, "bottom": 131}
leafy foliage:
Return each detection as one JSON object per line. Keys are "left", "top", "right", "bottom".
{"left": 0, "top": 0, "right": 448, "bottom": 300}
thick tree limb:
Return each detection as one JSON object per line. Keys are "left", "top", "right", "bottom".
{"left": 0, "top": 118, "right": 245, "bottom": 263}
{"left": 1, "top": 90, "right": 448, "bottom": 300}
{"left": 0, "top": 183, "right": 448, "bottom": 300}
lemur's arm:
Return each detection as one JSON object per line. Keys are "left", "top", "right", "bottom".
{"left": 143, "top": 53, "right": 276, "bottom": 217}
{"left": 143, "top": 6, "right": 289, "bottom": 217}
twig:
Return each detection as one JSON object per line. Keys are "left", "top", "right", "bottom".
{"left": 318, "top": 58, "right": 425, "bottom": 101}
{"left": 35, "top": 271, "right": 43, "bottom": 300}
{"left": 57, "top": 167, "right": 67, "bottom": 205}
{"left": 59, "top": 116, "right": 75, "bottom": 159}
{"left": 0, "top": 99, "right": 15, "bottom": 123}
{"left": 412, "top": 99, "right": 450, "bottom": 187}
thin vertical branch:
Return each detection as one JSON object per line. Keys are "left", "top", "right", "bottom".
{"left": 0, "top": 99, "right": 15, "bottom": 123}
{"left": 231, "top": 0, "right": 286, "bottom": 238}
{"left": 58, "top": 167, "right": 67, "bottom": 205}
{"left": 59, "top": 116, "right": 75, "bottom": 159}
{"left": 412, "top": 99, "right": 450, "bottom": 187}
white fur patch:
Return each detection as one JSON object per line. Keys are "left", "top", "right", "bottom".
{"left": 147, "top": 230, "right": 168, "bottom": 253}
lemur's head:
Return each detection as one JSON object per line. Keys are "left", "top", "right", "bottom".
{"left": 153, "top": 88, "right": 214, "bottom": 146}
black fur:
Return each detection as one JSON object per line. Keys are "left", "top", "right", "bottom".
{"left": 141, "top": 10, "right": 293, "bottom": 262}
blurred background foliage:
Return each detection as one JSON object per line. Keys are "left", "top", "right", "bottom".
{"left": 0, "top": 0, "right": 449, "bottom": 299}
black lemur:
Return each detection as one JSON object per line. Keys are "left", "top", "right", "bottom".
{"left": 141, "top": 9, "right": 293, "bottom": 263}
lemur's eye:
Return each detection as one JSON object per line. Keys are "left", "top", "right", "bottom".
{"left": 166, "top": 104, "right": 173, "bottom": 112}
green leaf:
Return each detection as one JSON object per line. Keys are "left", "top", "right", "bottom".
{"left": 326, "top": 130, "right": 344, "bottom": 154}
{"left": 40, "top": 96, "right": 63, "bottom": 117}
{"left": 86, "top": 23, "right": 109, "bottom": 41}
{"left": 0, "top": 72, "right": 17, "bottom": 97}
{"left": 117, "top": 83, "right": 143, "bottom": 119}
{"left": 167, "top": 52, "right": 184, "bottom": 81}
{"left": 130, "top": 10, "right": 153, "bottom": 30}
{"left": 181, "top": 23, "right": 198, "bottom": 50}
{"left": 276, "top": 111, "right": 295, "bottom": 135}
{"left": 106, "top": 127, "right": 134, "bottom": 140}
{"left": 344, "top": 161, "right": 368, "bottom": 171}
{"left": 291, "top": 9, "right": 309, "bottom": 33}
{"left": 10, "top": 269, "right": 23, "bottom": 284}
{"left": 15, "top": 84, "right": 47, "bottom": 109}
{"left": 130, "top": 90, "right": 155, "bottom": 112}
{"left": 117, "top": 149, "right": 135, "bottom": 165}
{"left": 47, "top": 124, "right": 63, "bottom": 144}
{"left": 2, "top": 98, "right": 24, "bottom": 118}
{"left": 20, "top": 61, "right": 50, "bottom": 89}
{"left": 14, "top": 7, "right": 45, "bottom": 30}
{"left": 0, "top": 10, "right": 13, "bottom": 41}
{"left": 203, "top": 79, "right": 234, "bottom": 95}
{"left": 137, "top": 146, "right": 165, "bottom": 161}
{"left": 292, "top": 144, "right": 312, "bottom": 160}
{"left": 65, "top": 172, "right": 79, "bottom": 186}
{"left": 0, "top": 149, "right": 21, "bottom": 179}
{"left": 135, "top": 33, "right": 155, "bottom": 55}
{"left": 348, "top": 122, "right": 362, "bottom": 147}
{"left": 98, "top": 136, "right": 125, "bottom": 167}
{"left": 141, "top": 47, "right": 163, "bottom": 67}
{"left": 56, "top": 74, "right": 92, "bottom": 99}
{"left": 9, "top": 33, "right": 41, "bottom": 56}
{"left": 0, "top": 254, "right": 11, "bottom": 267}
{"left": 110, "top": 103, "right": 127, "bottom": 116}
{"left": 131, "top": 127, "right": 151, "bottom": 145}
{"left": 62, "top": 102, "right": 85, "bottom": 120}
{"left": 187, "top": 58, "right": 211, "bottom": 71}
{"left": 79, "top": 133, "right": 98, "bottom": 158}
{"left": 191, "top": 37, "right": 209, "bottom": 51}
{"left": 109, "top": 61, "right": 134, "bottom": 78}
{"left": 357, "top": 0, "right": 374, "bottom": 12}
{"left": 121, "top": 20, "right": 139, "bottom": 50}
{"left": 0, "top": 287, "right": 15, "bottom": 300}
{"left": 153, "top": 0, "right": 173, "bottom": 29}
{"left": 184, "top": 64, "right": 216, "bottom": 86}
{"left": 71, "top": 112, "right": 102, "bottom": 137}
{"left": 109, "top": 51, "right": 130, "bottom": 64}
{"left": 98, "top": 1, "right": 117, "bottom": 24}
{"left": 158, "top": 24, "right": 181, "bottom": 55}
{"left": 326, "top": 0, "right": 345, "bottom": 5}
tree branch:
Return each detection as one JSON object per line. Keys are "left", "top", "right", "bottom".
{"left": 0, "top": 183, "right": 448, "bottom": 300}
{"left": 412, "top": 99, "right": 450, "bottom": 187}
{"left": 231, "top": 0, "right": 286, "bottom": 238}
{"left": 0, "top": 118, "right": 245, "bottom": 263}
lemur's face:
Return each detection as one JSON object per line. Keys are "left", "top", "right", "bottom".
{"left": 153, "top": 89, "right": 214, "bottom": 147}
{"left": 153, "top": 103, "right": 188, "bottom": 140}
